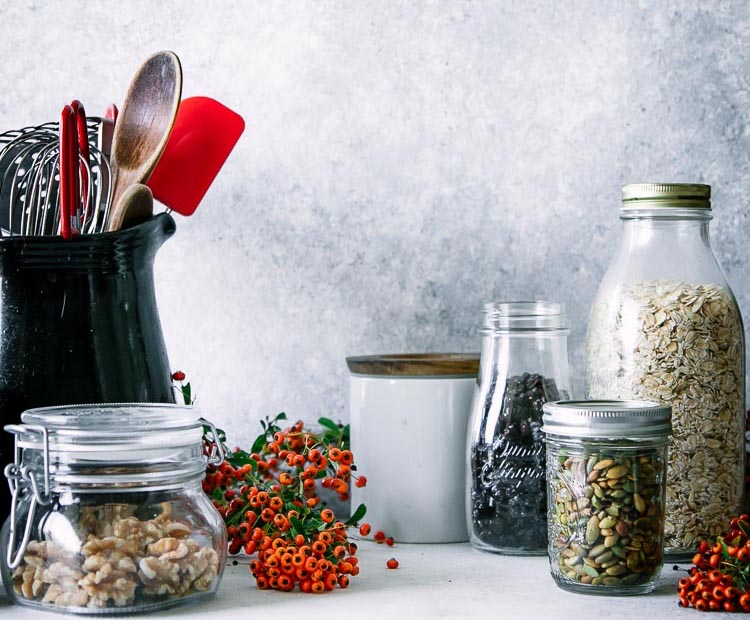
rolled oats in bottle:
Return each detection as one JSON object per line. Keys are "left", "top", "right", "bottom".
{"left": 586, "top": 184, "right": 745, "bottom": 558}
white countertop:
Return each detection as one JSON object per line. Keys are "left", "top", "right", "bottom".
{"left": 0, "top": 542, "right": 738, "bottom": 619}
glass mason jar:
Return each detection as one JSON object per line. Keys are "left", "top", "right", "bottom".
{"left": 543, "top": 400, "right": 671, "bottom": 596}
{"left": 467, "top": 301, "right": 571, "bottom": 554}
{"left": 1, "top": 404, "right": 227, "bottom": 615}
{"left": 586, "top": 183, "right": 745, "bottom": 558}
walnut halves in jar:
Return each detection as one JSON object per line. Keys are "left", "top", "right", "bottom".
{"left": 2, "top": 404, "right": 227, "bottom": 614}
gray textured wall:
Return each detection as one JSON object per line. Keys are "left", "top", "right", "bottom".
{"left": 2, "top": 1, "right": 749, "bottom": 445}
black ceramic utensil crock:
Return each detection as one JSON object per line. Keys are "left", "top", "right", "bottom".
{"left": 0, "top": 213, "right": 177, "bottom": 518}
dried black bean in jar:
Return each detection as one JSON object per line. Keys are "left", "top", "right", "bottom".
{"left": 471, "top": 373, "right": 562, "bottom": 553}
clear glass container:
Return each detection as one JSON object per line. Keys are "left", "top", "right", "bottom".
{"left": 543, "top": 400, "right": 671, "bottom": 596}
{"left": 586, "top": 183, "right": 745, "bottom": 558}
{"left": 467, "top": 301, "right": 571, "bottom": 554}
{"left": 1, "top": 404, "right": 227, "bottom": 615}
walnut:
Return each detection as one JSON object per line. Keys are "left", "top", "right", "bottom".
{"left": 112, "top": 516, "right": 164, "bottom": 546}
{"left": 40, "top": 582, "right": 89, "bottom": 608}
{"left": 79, "top": 534, "right": 139, "bottom": 608}
{"left": 138, "top": 537, "right": 219, "bottom": 597}
{"left": 164, "top": 522, "right": 192, "bottom": 539}
{"left": 12, "top": 563, "right": 45, "bottom": 599}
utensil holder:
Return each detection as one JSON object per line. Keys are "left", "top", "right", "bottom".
{"left": 0, "top": 213, "right": 177, "bottom": 518}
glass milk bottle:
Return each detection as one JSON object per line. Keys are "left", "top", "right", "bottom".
{"left": 586, "top": 183, "right": 745, "bottom": 558}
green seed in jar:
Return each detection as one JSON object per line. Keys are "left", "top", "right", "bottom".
{"left": 603, "top": 577, "right": 623, "bottom": 586}
{"left": 582, "top": 564, "right": 600, "bottom": 578}
{"left": 611, "top": 545, "right": 627, "bottom": 559}
{"left": 604, "top": 534, "right": 619, "bottom": 547}
{"left": 586, "top": 515, "right": 600, "bottom": 544}
{"left": 599, "top": 516, "right": 616, "bottom": 529}
{"left": 633, "top": 493, "right": 646, "bottom": 513}
{"left": 583, "top": 556, "right": 600, "bottom": 568}
{"left": 607, "top": 465, "right": 629, "bottom": 479}
{"left": 589, "top": 543, "right": 607, "bottom": 557}
{"left": 595, "top": 551, "right": 614, "bottom": 564}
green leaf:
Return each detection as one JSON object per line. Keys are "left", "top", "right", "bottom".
{"left": 317, "top": 417, "right": 340, "bottom": 432}
{"left": 345, "top": 503, "right": 367, "bottom": 525}
{"left": 251, "top": 433, "right": 267, "bottom": 455}
{"left": 182, "top": 382, "right": 192, "bottom": 405}
{"left": 739, "top": 520, "right": 750, "bottom": 540}
{"left": 289, "top": 515, "right": 305, "bottom": 537}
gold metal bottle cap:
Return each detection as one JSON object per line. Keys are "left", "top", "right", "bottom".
{"left": 621, "top": 183, "right": 711, "bottom": 209}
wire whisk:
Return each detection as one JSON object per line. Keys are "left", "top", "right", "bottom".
{"left": 0, "top": 118, "right": 112, "bottom": 237}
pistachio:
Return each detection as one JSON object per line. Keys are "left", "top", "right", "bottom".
{"left": 593, "top": 459, "right": 614, "bottom": 470}
{"left": 586, "top": 515, "right": 600, "bottom": 544}
{"left": 589, "top": 543, "right": 607, "bottom": 558}
{"left": 594, "top": 551, "right": 614, "bottom": 564}
{"left": 604, "top": 534, "right": 619, "bottom": 548}
{"left": 602, "top": 577, "right": 623, "bottom": 586}
{"left": 582, "top": 564, "right": 599, "bottom": 578}
{"left": 606, "top": 465, "right": 629, "bottom": 479}
{"left": 633, "top": 493, "right": 646, "bottom": 514}
{"left": 606, "top": 564, "right": 627, "bottom": 576}
{"left": 599, "top": 516, "right": 616, "bottom": 529}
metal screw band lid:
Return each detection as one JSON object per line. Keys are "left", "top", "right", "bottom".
{"left": 542, "top": 400, "right": 672, "bottom": 439}
{"left": 621, "top": 183, "right": 710, "bottom": 209}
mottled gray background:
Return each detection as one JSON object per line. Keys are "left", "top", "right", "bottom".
{"left": 1, "top": 1, "right": 748, "bottom": 445}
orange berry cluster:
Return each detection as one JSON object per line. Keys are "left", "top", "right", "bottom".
{"left": 678, "top": 514, "right": 750, "bottom": 612}
{"left": 250, "top": 525, "right": 361, "bottom": 592}
{"left": 203, "top": 414, "right": 370, "bottom": 593}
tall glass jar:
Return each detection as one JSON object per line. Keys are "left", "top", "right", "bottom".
{"left": 586, "top": 183, "right": 745, "bottom": 558}
{"left": 467, "top": 301, "right": 571, "bottom": 554}
{"left": 543, "top": 400, "right": 671, "bottom": 596}
{"left": 1, "top": 404, "right": 227, "bottom": 615}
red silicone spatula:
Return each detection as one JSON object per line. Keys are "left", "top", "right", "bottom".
{"left": 147, "top": 96, "right": 245, "bottom": 216}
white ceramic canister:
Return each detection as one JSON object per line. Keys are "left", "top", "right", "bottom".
{"left": 347, "top": 353, "right": 479, "bottom": 543}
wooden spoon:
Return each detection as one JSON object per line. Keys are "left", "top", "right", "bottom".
{"left": 108, "top": 51, "right": 182, "bottom": 231}
{"left": 108, "top": 183, "right": 154, "bottom": 231}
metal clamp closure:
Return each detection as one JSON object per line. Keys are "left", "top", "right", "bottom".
{"left": 200, "top": 418, "right": 227, "bottom": 467}
{"left": 4, "top": 424, "right": 52, "bottom": 569}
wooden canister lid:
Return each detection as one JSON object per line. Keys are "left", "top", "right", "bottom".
{"left": 346, "top": 353, "right": 479, "bottom": 377}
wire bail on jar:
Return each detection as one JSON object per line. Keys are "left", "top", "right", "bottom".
{"left": 4, "top": 425, "right": 52, "bottom": 569}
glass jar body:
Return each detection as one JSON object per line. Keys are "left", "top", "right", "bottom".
{"left": 0, "top": 482, "right": 226, "bottom": 615}
{"left": 546, "top": 435, "right": 668, "bottom": 595}
{"left": 586, "top": 211, "right": 745, "bottom": 557}
{"left": 467, "top": 302, "right": 571, "bottom": 555}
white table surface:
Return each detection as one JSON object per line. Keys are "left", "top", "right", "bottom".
{"left": 0, "top": 541, "right": 741, "bottom": 619}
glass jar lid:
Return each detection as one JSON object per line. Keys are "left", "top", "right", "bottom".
{"left": 483, "top": 301, "right": 568, "bottom": 333}
{"left": 542, "top": 400, "right": 672, "bottom": 439}
{"left": 621, "top": 183, "right": 711, "bottom": 209}
{"left": 5, "top": 403, "right": 222, "bottom": 490}
{"left": 19, "top": 403, "right": 202, "bottom": 451}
